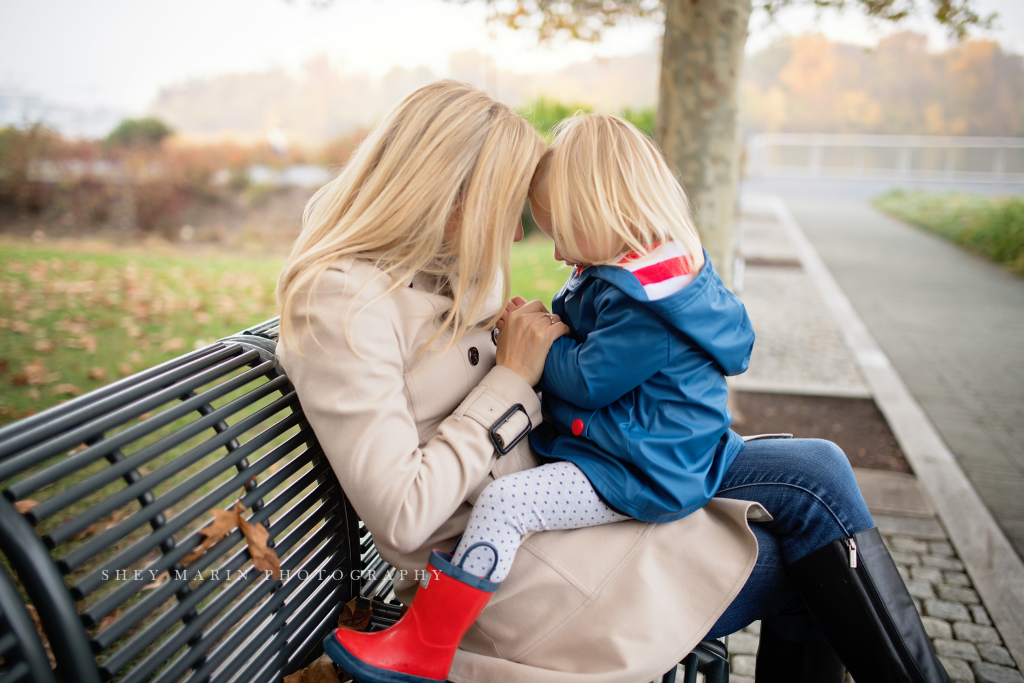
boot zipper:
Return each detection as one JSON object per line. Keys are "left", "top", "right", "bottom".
{"left": 845, "top": 538, "right": 858, "bottom": 568}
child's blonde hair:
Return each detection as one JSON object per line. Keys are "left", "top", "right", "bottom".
{"left": 530, "top": 113, "right": 704, "bottom": 268}
{"left": 277, "top": 80, "right": 544, "bottom": 352}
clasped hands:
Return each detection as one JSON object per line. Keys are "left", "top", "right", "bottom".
{"left": 494, "top": 296, "right": 569, "bottom": 387}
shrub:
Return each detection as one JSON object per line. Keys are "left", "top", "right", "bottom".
{"left": 620, "top": 107, "right": 655, "bottom": 139}
{"left": 516, "top": 98, "right": 592, "bottom": 141}
{"left": 874, "top": 190, "right": 1024, "bottom": 274}
{"left": 516, "top": 98, "right": 656, "bottom": 142}
{"left": 106, "top": 117, "right": 173, "bottom": 148}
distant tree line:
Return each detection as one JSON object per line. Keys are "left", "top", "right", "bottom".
{"left": 743, "top": 32, "right": 1024, "bottom": 136}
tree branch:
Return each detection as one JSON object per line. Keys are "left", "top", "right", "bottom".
{"left": 466, "top": 0, "right": 995, "bottom": 41}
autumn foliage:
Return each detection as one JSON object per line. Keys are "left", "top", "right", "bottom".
{"left": 744, "top": 32, "right": 1024, "bottom": 136}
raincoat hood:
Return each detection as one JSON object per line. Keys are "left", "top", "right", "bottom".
{"left": 569, "top": 248, "right": 753, "bottom": 377}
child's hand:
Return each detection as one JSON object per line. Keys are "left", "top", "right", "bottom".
{"left": 497, "top": 297, "right": 541, "bottom": 331}
{"left": 495, "top": 299, "right": 568, "bottom": 386}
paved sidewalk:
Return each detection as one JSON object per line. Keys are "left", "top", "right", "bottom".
{"left": 782, "top": 199, "right": 1024, "bottom": 560}
{"left": 713, "top": 201, "right": 1024, "bottom": 682}
{"left": 733, "top": 212, "right": 869, "bottom": 397}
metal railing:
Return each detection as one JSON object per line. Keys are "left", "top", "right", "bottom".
{"left": 746, "top": 133, "right": 1024, "bottom": 183}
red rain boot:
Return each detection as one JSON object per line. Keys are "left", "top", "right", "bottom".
{"left": 323, "top": 547, "right": 499, "bottom": 683}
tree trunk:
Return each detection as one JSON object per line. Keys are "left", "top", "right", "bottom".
{"left": 655, "top": 0, "right": 751, "bottom": 288}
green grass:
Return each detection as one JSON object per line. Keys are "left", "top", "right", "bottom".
{"left": 874, "top": 190, "right": 1024, "bottom": 275}
{"left": 509, "top": 233, "right": 569, "bottom": 304}
{"left": 0, "top": 241, "right": 283, "bottom": 424}
{"left": 0, "top": 234, "right": 564, "bottom": 679}
{"left": 0, "top": 235, "right": 567, "bottom": 424}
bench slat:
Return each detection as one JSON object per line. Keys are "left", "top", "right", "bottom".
{"left": 111, "top": 503, "right": 344, "bottom": 683}
{"left": 0, "top": 345, "right": 244, "bottom": 466}
{"left": 30, "top": 376, "right": 291, "bottom": 529}
{"left": 0, "top": 324, "right": 380, "bottom": 682}
{"left": 7, "top": 357, "right": 279, "bottom": 504}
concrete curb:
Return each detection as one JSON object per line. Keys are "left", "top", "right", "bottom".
{"left": 730, "top": 377, "right": 872, "bottom": 399}
{"left": 749, "top": 193, "right": 1024, "bottom": 672}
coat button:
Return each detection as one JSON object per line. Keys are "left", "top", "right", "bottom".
{"left": 468, "top": 347, "right": 480, "bottom": 365}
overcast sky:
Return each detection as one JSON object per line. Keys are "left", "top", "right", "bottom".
{"left": 1, "top": 0, "right": 1020, "bottom": 113}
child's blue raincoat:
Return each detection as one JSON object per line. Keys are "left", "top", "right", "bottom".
{"left": 529, "top": 250, "right": 755, "bottom": 523}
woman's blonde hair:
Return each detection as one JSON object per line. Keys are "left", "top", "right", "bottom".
{"left": 530, "top": 113, "right": 703, "bottom": 268}
{"left": 277, "top": 80, "right": 544, "bottom": 351}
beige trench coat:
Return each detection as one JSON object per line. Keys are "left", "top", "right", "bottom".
{"left": 278, "top": 258, "right": 769, "bottom": 683}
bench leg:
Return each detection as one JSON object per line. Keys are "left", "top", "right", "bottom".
{"left": 704, "top": 658, "right": 729, "bottom": 683}
{"left": 681, "top": 653, "right": 699, "bottom": 683}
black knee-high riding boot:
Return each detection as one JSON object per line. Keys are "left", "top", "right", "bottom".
{"left": 754, "top": 625, "right": 846, "bottom": 683}
{"left": 788, "top": 527, "right": 950, "bottom": 683}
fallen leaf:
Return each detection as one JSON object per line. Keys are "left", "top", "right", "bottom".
{"left": 118, "top": 362, "right": 134, "bottom": 377}
{"left": 57, "top": 319, "right": 88, "bottom": 335}
{"left": 10, "top": 373, "right": 29, "bottom": 386}
{"left": 26, "top": 605, "right": 56, "bottom": 669}
{"left": 70, "top": 522, "right": 101, "bottom": 540}
{"left": 19, "top": 359, "right": 48, "bottom": 385}
{"left": 52, "top": 383, "right": 82, "bottom": 397}
{"left": 236, "top": 502, "right": 281, "bottom": 580}
{"left": 283, "top": 654, "right": 341, "bottom": 683}
{"left": 182, "top": 506, "right": 240, "bottom": 564}
{"left": 142, "top": 571, "right": 168, "bottom": 590}
{"left": 128, "top": 351, "right": 142, "bottom": 364}
{"left": 88, "top": 367, "right": 108, "bottom": 380}
{"left": 137, "top": 411, "right": 153, "bottom": 421}
{"left": 69, "top": 444, "right": 88, "bottom": 454}
{"left": 104, "top": 508, "right": 124, "bottom": 530}
{"left": 160, "top": 337, "right": 185, "bottom": 353}
{"left": 0, "top": 359, "right": 8, "bottom": 375}
{"left": 14, "top": 500, "right": 40, "bottom": 513}
{"left": 194, "top": 311, "right": 212, "bottom": 324}
{"left": 336, "top": 596, "right": 372, "bottom": 632}
{"left": 12, "top": 321, "right": 33, "bottom": 334}
{"left": 26, "top": 388, "right": 40, "bottom": 400}
{"left": 66, "top": 335, "right": 97, "bottom": 353}
{"left": 33, "top": 339, "right": 54, "bottom": 353}
{"left": 98, "top": 608, "right": 120, "bottom": 631}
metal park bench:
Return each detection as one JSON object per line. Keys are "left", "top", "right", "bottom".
{"left": 0, "top": 318, "right": 729, "bottom": 683}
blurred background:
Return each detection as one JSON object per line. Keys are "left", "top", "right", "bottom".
{"left": 1, "top": 0, "right": 1022, "bottom": 488}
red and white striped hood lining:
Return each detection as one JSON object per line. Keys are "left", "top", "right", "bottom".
{"left": 612, "top": 241, "right": 695, "bottom": 301}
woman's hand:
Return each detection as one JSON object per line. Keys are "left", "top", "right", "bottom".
{"left": 495, "top": 299, "right": 569, "bottom": 386}
{"left": 496, "top": 296, "right": 529, "bottom": 330}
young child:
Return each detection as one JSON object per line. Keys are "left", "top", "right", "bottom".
{"left": 325, "top": 114, "right": 755, "bottom": 683}
{"left": 451, "top": 113, "right": 755, "bottom": 582}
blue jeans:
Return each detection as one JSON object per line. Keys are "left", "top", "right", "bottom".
{"left": 704, "top": 438, "right": 875, "bottom": 641}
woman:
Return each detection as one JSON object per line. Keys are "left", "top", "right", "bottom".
{"left": 277, "top": 81, "right": 947, "bottom": 683}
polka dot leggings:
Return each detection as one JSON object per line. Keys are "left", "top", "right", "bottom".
{"left": 451, "top": 461, "right": 631, "bottom": 582}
